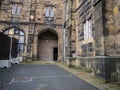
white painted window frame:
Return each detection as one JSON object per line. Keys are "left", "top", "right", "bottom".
{"left": 83, "top": 20, "right": 92, "bottom": 40}
{"left": 12, "top": 5, "right": 21, "bottom": 15}
{"left": 45, "top": 6, "right": 54, "bottom": 18}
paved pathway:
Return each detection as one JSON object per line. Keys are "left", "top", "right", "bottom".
{"left": 0, "top": 64, "right": 99, "bottom": 90}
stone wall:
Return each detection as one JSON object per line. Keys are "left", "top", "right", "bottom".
{"left": 103, "top": 0, "right": 120, "bottom": 56}
{"left": 66, "top": 57, "right": 120, "bottom": 82}
{"left": 81, "top": 42, "right": 94, "bottom": 57}
{"left": 94, "top": 0, "right": 104, "bottom": 56}
{"left": 0, "top": 0, "right": 64, "bottom": 61}
{"left": 76, "top": 0, "right": 95, "bottom": 57}
{"left": 65, "top": 0, "right": 120, "bottom": 82}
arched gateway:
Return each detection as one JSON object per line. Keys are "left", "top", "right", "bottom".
{"left": 38, "top": 29, "right": 58, "bottom": 61}
{"left": 0, "top": 0, "right": 64, "bottom": 62}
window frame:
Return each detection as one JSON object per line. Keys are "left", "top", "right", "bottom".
{"left": 3, "top": 27, "right": 25, "bottom": 53}
{"left": 12, "top": 4, "right": 21, "bottom": 15}
{"left": 45, "top": 6, "right": 54, "bottom": 18}
{"left": 83, "top": 19, "right": 92, "bottom": 40}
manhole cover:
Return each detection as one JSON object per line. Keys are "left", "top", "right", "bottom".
{"left": 12, "top": 77, "right": 32, "bottom": 83}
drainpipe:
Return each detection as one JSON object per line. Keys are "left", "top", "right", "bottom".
{"left": 63, "top": 0, "right": 67, "bottom": 63}
{"left": 63, "top": 28, "right": 66, "bottom": 62}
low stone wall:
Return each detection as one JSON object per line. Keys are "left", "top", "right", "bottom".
{"left": 65, "top": 56, "right": 120, "bottom": 82}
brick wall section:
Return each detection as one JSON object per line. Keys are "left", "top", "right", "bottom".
{"left": 38, "top": 31, "right": 58, "bottom": 61}
{"left": 38, "top": 40, "right": 58, "bottom": 61}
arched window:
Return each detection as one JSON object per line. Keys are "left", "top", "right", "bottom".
{"left": 3, "top": 27, "right": 25, "bottom": 53}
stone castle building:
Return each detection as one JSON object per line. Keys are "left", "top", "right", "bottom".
{"left": 0, "top": 0, "right": 120, "bottom": 82}
{"left": 0, "top": 0, "right": 64, "bottom": 61}
{"left": 64, "top": 0, "right": 120, "bottom": 82}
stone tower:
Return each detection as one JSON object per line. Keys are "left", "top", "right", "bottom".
{"left": 0, "top": 0, "right": 64, "bottom": 61}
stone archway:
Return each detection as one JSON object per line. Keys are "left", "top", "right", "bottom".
{"left": 38, "top": 30, "right": 58, "bottom": 61}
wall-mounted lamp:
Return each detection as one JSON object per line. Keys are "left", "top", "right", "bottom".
{"left": 30, "top": 15, "right": 34, "bottom": 21}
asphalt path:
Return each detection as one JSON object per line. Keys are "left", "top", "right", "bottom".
{"left": 0, "top": 64, "right": 99, "bottom": 90}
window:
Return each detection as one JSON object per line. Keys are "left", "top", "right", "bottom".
{"left": 3, "top": 27, "right": 25, "bottom": 53}
{"left": 83, "top": 20, "right": 92, "bottom": 40}
{"left": 45, "top": 6, "right": 54, "bottom": 18}
{"left": 12, "top": 5, "right": 21, "bottom": 15}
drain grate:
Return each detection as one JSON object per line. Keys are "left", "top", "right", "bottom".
{"left": 12, "top": 77, "right": 32, "bottom": 83}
